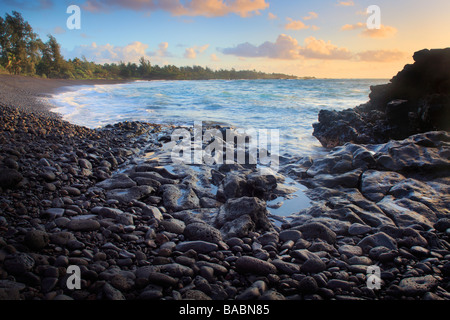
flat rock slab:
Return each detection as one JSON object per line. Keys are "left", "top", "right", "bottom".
{"left": 97, "top": 173, "right": 137, "bottom": 190}
{"left": 106, "top": 186, "right": 154, "bottom": 203}
{"left": 309, "top": 169, "right": 363, "bottom": 189}
{"left": 160, "top": 184, "right": 200, "bottom": 212}
{"left": 357, "top": 232, "right": 397, "bottom": 253}
{"left": 361, "top": 170, "right": 406, "bottom": 202}
{"left": 377, "top": 196, "right": 437, "bottom": 229}
{"left": 296, "top": 222, "right": 336, "bottom": 244}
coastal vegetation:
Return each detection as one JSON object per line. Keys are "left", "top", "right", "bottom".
{"left": 0, "top": 11, "right": 300, "bottom": 81}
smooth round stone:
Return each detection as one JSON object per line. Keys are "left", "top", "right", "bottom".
{"left": 3, "top": 253, "right": 35, "bottom": 275}
{"left": 348, "top": 223, "right": 372, "bottom": 236}
{"left": 298, "top": 276, "right": 319, "bottom": 294}
{"left": 24, "top": 230, "right": 49, "bottom": 250}
{"left": 175, "top": 240, "right": 218, "bottom": 254}
{"left": 235, "top": 256, "right": 277, "bottom": 275}
{"left": 338, "top": 245, "right": 363, "bottom": 257}
{"left": 279, "top": 230, "right": 303, "bottom": 242}
{"left": 301, "top": 257, "right": 326, "bottom": 273}
{"left": 67, "top": 219, "right": 100, "bottom": 231}
{"left": 410, "top": 246, "right": 429, "bottom": 257}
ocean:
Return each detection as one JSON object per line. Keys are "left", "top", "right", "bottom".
{"left": 50, "top": 79, "right": 388, "bottom": 157}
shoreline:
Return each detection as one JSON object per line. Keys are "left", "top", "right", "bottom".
{"left": 0, "top": 73, "right": 449, "bottom": 301}
{"left": 0, "top": 74, "right": 132, "bottom": 116}
{"left": 0, "top": 74, "right": 131, "bottom": 96}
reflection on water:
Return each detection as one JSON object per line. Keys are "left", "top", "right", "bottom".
{"left": 267, "top": 177, "right": 311, "bottom": 226}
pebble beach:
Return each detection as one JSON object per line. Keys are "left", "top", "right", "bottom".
{"left": 0, "top": 62, "right": 449, "bottom": 303}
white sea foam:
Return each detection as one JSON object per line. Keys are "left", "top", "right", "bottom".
{"left": 50, "top": 79, "right": 388, "bottom": 156}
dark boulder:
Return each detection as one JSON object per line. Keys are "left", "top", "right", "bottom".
{"left": 216, "top": 171, "right": 277, "bottom": 202}
{"left": 0, "top": 168, "right": 23, "bottom": 189}
{"left": 214, "top": 197, "right": 273, "bottom": 239}
{"left": 313, "top": 48, "right": 450, "bottom": 148}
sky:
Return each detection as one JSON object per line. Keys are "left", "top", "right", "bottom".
{"left": 1, "top": 0, "right": 449, "bottom": 78}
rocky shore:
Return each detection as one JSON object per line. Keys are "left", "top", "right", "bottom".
{"left": 313, "top": 48, "right": 450, "bottom": 148}
{"left": 1, "top": 55, "right": 450, "bottom": 301}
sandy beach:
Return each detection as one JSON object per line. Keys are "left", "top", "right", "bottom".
{"left": 0, "top": 74, "right": 130, "bottom": 115}
{"left": 0, "top": 74, "right": 129, "bottom": 95}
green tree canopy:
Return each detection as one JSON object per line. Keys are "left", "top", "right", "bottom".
{"left": 0, "top": 11, "right": 40, "bottom": 75}
{"left": 0, "top": 11, "right": 300, "bottom": 80}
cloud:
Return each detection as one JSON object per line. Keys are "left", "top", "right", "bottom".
{"left": 148, "top": 42, "right": 172, "bottom": 58}
{"left": 284, "top": 17, "right": 318, "bottom": 31}
{"left": 221, "top": 34, "right": 301, "bottom": 59}
{"left": 82, "top": 0, "right": 269, "bottom": 17}
{"left": 184, "top": 44, "right": 209, "bottom": 59}
{"left": 81, "top": 0, "right": 104, "bottom": 12}
{"left": 303, "top": 12, "right": 318, "bottom": 20}
{"left": 361, "top": 25, "right": 397, "bottom": 38}
{"left": 299, "top": 36, "right": 353, "bottom": 60}
{"left": 342, "top": 23, "right": 397, "bottom": 38}
{"left": 355, "top": 9, "right": 368, "bottom": 16}
{"left": 357, "top": 49, "right": 406, "bottom": 62}
{"left": 53, "top": 26, "right": 66, "bottom": 35}
{"left": 284, "top": 18, "right": 309, "bottom": 31}
{"left": 336, "top": 0, "right": 354, "bottom": 6}
{"left": 67, "top": 41, "right": 150, "bottom": 64}
{"left": 267, "top": 12, "right": 277, "bottom": 20}
{"left": 187, "top": 0, "right": 269, "bottom": 17}
{"left": 341, "top": 22, "right": 365, "bottom": 30}
{"left": 198, "top": 44, "right": 210, "bottom": 53}
{"left": 220, "top": 34, "right": 352, "bottom": 60}
{"left": 1, "top": 0, "right": 53, "bottom": 10}
{"left": 184, "top": 48, "right": 197, "bottom": 59}
{"left": 210, "top": 53, "right": 220, "bottom": 61}
{"left": 82, "top": 0, "right": 182, "bottom": 13}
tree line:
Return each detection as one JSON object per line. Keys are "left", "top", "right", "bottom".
{"left": 0, "top": 11, "right": 301, "bottom": 81}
